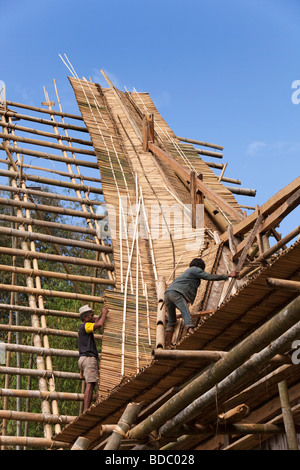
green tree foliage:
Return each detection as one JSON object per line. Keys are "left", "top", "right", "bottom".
{"left": 0, "top": 185, "right": 108, "bottom": 446}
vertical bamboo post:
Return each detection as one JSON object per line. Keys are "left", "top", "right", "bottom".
{"left": 103, "top": 402, "right": 143, "bottom": 450}
{"left": 278, "top": 379, "right": 299, "bottom": 450}
{"left": 156, "top": 277, "right": 166, "bottom": 349}
{"left": 71, "top": 436, "right": 90, "bottom": 450}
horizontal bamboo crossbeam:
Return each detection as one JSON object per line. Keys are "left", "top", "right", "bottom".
{"left": 170, "top": 422, "right": 300, "bottom": 438}
{"left": 195, "top": 148, "right": 223, "bottom": 159}
{"left": 0, "top": 409, "right": 75, "bottom": 425}
{"left": 0, "top": 388, "right": 93, "bottom": 401}
{"left": 2, "top": 342, "right": 80, "bottom": 357}
{"left": 0, "top": 197, "right": 105, "bottom": 222}
{"left": 225, "top": 186, "right": 256, "bottom": 197}
{"left": 0, "top": 109, "right": 88, "bottom": 133}
{"left": 0, "top": 323, "right": 102, "bottom": 340}
{"left": 0, "top": 303, "right": 81, "bottom": 319}
{"left": 0, "top": 120, "right": 93, "bottom": 147}
{"left": 0, "top": 436, "right": 69, "bottom": 449}
{"left": 0, "top": 283, "right": 104, "bottom": 303}
{"left": 0, "top": 246, "right": 114, "bottom": 270}
{"left": 0, "top": 183, "right": 104, "bottom": 207}
{"left": 152, "top": 349, "right": 227, "bottom": 362}
{"left": 177, "top": 136, "right": 224, "bottom": 151}
{"left": 0, "top": 132, "right": 96, "bottom": 156}
{"left": 0, "top": 143, "right": 98, "bottom": 169}
{"left": 266, "top": 278, "right": 300, "bottom": 292}
{"left": 0, "top": 158, "right": 102, "bottom": 183}
{"left": 0, "top": 264, "right": 115, "bottom": 286}
{"left": 0, "top": 168, "right": 103, "bottom": 194}
{"left": 0, "top": 365, "right": 81, "bottom": 380}
{"left": 4, "top": 100, "right": 84, "bottom": 121}
{"left": 0, "top": 226, "right": 112, "bottom": 253}
{"left": 0, "top": 213, "right": 99, "bottom": 237}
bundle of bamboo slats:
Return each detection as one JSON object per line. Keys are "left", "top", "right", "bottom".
{"left": 69, "top": 76, "right": 244, "bottom": 398}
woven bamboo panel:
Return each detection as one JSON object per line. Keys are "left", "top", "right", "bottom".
{"left": 69, "top": 77, "right": 244, "bottom": 398}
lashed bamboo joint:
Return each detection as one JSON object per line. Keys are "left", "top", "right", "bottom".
{"left": 0, "top": 71, "right": 300, "bottom": 452}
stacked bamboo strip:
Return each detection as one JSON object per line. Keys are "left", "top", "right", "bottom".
{"left": 97, "top": 289, "right": 157, "bottom": 400}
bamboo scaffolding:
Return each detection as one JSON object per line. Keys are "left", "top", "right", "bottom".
{"left": 0, "top": 246, "right": 114, "bottom": 270}
{"left": 0, "top": 410, "right": 75, "bottom": 425}
{"left": 0, "top": 366, "right": 81, "bottom": 380}
{"left": 0, "top": 283, "right": 104, "bottom": 302}
{"left": 0, "top": 120, "right": 93, "bottom": 147}
{"left": 0, "top": 132, "right": 96, "bottom": 156}
{"left": 0, "top": 168, "right": 103, "bottom": 193}
{"left": 0, "top": 263, "right": 115, "bottom": 286}
{"left": 0, "top": 323, "right": 102, "bottom": 340}
{"left": 0, "top": 108, "right": 88, "bottom": 133}
{"left": 129, "top": 294, "right": 300, "bottom": 440}
{"left": 0, "top": 197, "right": 106, "bottom": 221}
{"left": 2, "top": 343, "right": 79, "bottom": 357}
{"left": 4, "top": 100, "right": 84, "bottom": 120}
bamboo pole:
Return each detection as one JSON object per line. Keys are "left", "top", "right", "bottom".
{"left": 158, "top": 315, "right": 300, "bottom": 438}
{"left": 104, "top": 402, "right": 144, "bottom": 450}
{"left": 0, "top": 132, "right": 96, "bottom": 156}
{"left": 0, "top": 366, "right": 81, "bottom": 380}
{"left": 0, "top": 120, "right": 93, "bottom": 147}
{"left": 5, "top": 100, "right": 84, "bottom": 120}
{"left": 0, "top": 409, "right": 75, "bottom": 425}
{"left": 0, "top": 436, "right": 69, "bottom": 449}
{"left": 0, "top": 283, "right": 104, "bottom": 303}
{"left": 152, "top": 349, "right": 227, "bottom": 362}
{"left": 0, "top": 388, "right": 92, "bottom": 401}
{"left": 129, "top": 295, "right": 300, "bottom": 440}
{"left": 0, "top": 246, "right": 114, "bottom": 270}
{"left": 156, "top": 278, "right": 166, "bottom": 349}
{"left": 2, "top": 342, "right": 79, "bottom": 357}
{"left": 278, "top": 380, "right": 299, "bottom": 450}
{"left": 0, "top": 168, "right": 103, "bottom": 193}
{"left": 0, "top": 143, "right": 99, "bottom": 169}
{"left": 177, "top": 136, "right": 223, "bottom": 151}
{"left": 71, "top": 436, "right": 90, "bottom": 450}
{"left": 0, "top": 198, "right": 106, "bottom": 221}
{"left": 0, "top": 183, "right": 104, "bottom": 207}
{"left": 239, "top": 225, "right": 300, "bottom": 278}
{"left": 0, "top": 303, "right": 81, "bottom": 319}
{"left": 0, "top": 264, "right": 115, "bottom": 286}
{"left": 0, "top": 108, "right": 88, "bottom": 133}
{"left": 266, "top": 278, "right": 300, "bottom": 292}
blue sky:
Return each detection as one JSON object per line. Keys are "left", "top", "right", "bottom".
{"left": 1, "top": 0, "right": 299, "bottom": 238}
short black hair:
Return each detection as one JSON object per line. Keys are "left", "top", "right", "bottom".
{"left": 189, "top": 258, "right": 206, "bottom": 270}
{"left": 80, "top": 311, "right": 92, "bottom": 322}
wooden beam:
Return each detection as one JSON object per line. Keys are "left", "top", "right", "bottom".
{"left": 220, "top": 177, "right": 300, "bottom": 243}
{"left": 148, "top": 141, "right": 244, "bottom": 223}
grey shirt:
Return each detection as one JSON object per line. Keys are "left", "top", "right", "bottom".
{"left": 165, "top": 266, "right": 229, "bottom": 304}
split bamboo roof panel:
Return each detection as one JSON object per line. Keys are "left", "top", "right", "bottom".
{"left": 69, "top": 77, "right": 247, "bottom": 400}
{"left": 53, "top": 239, "right": 300, "bottom": 447}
